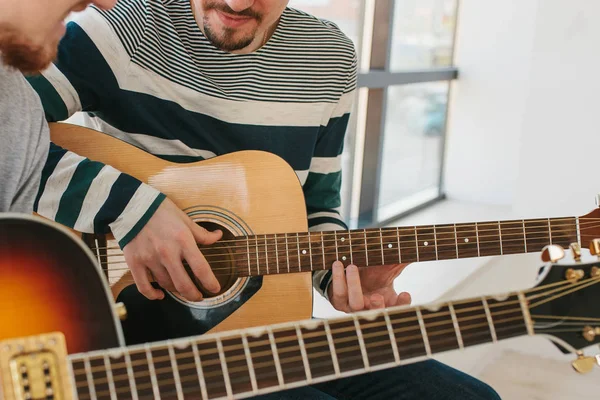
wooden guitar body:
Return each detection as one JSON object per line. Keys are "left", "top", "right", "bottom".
{"left": 0, "top": 214, "right": 123, "bottom": 353}
{"left": 50, "top": 123, "right": 313, "bottom": 345}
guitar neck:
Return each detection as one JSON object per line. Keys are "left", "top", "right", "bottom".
{"left": 67, "top": 292, "right": 532, "bottom": 399}
{"left": 229, "top": 216, "right": 580, "bottom": 276}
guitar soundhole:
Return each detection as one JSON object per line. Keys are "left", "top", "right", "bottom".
{"left": 189, "top": 221, "right": 239, "bottom": 299}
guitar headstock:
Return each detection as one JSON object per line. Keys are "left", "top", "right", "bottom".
{"left": 530, "top": 243, "right": 600, "bottom": 373}
{"left": 578, "top": 207, "right": 600, "bottom": 250}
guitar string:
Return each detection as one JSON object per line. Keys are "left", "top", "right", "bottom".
{"left": 96, "top": 230, "right": 591, "bottom": 274}
{"left": 88, "top": 216, "right": 600, "bottom": 251}
{"left": 71, "top": 276, "right": 598, "bottom": 377}
{"left": 71, "top": 278, "right": 599, "bottom": 397}
{"left": 71, "top": 311, "right": 528, "bottom": 395}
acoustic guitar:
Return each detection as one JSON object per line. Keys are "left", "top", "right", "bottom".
{"left": 2, "top": 213, "right": 600, "bottom": 400}
{"left": 49, "top": 123, "right": 600, "bottom": 344}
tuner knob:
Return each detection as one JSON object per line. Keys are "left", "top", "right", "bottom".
{"left": 114, "top": 302, "right": 127, "bottom": 321}
{"left": 569, "top": 243, "right": 582, "bottom": 261}
{"left": 541, "top": 245, "right": 565, "bottom": 263}
{"left": 572, "top": 352, "right": 599, "bottom": 374}
{"left": 590, "top": 239, "right": 600, "bottom": 258}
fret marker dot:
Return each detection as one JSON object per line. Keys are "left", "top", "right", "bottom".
{"left": 388, "top": 244, "right": 393, "bottom": 248}
{"left": 464, "top": 238, "right": 469, "bottom": 243}
{"left": 424, "top": 241, "right": 429, "bottom": 246}
{"left": 302, "top": 250, "right": 307, "bottom": 255}
{"left": 342, "top": 256, "right": 347, "bottom": 261}
{"left": 340, "top": 237, "right": 346, "bottom": 242}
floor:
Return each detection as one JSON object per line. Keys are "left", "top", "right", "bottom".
{"left": 312, "top": 199, "right": 600, "bottom": 399}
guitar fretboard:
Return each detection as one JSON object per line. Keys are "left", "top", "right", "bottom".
{"left": 67, "top": 293, "right": 531, "bottom": 400}
{"left": 219, "top": 218, "right": 578, "bottom": 276}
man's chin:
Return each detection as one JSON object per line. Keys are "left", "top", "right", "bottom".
{"left": 0, "top": 32, "right": 56, "bottom": 75}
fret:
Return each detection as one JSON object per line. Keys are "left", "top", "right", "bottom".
{"left": 300, "top": 322, "right": 336, "bottom": 379}
{"left": 397, "top": 227, "right": 418, "bottom": 263}
{"left": 284, "top": 233, "right": 291, "bottom": 273}
{"left": 296, "top": 233, "right": 312, "bottom": 272}
{"left": 550, "top": 217, "right": 578, "bottom": 247}
{"left": 170, "top": 341, "right": 205, "bottom": 400}
{"left": 246, "top": 238, "right": 252, "bottom": 276}
{"left": 500, "top": 220, "right": 526, "bottom": 255}
{"left": 379, "top": 228, "right": 385, "bottom": 265}
{"left": 420, "top": 305, "right": 458, "bottom": 354}
{"left": 353, "top": 315, "right": 371, "bottom": 371}
{"left": 83, "top": 356, "right": 98, "bottom": 400}
{"left": 519, "top": 292, "right": 535, "bottom": 336}
{"left": 448, "top": 303, "right": 464, "bottom": 350}
{"left": 363, "top": 229, "right": 384, "bottom": 266}
{"left": 216, "top": 338, "right": 234, "bottom": 399}
{"left": 69, "top": 358, "right": 93, "bottom": 400}
{"left": 166, "top": 343, "right": 184, "bottom": 400}
{"left": 246, "top": 329, "right": 279, "bottom": 390}
{"left": 255, "top": 235, "right": 260, "bottom": 275}
{"left": 241, "top": 334, "right": 259, "bottom": 394}
{"left": 308, "top": 232, "right": 314, "bottom": 272}
{"left": 433, "top": 225, "right": 439, "bottom": 260}
{"left": 577, "top": 217, "right": 582, "bottom": 246}
{"left": 296, "top": 233, "right": 302, "bottom": 272}
{"left": 524, "top": 219, "right": 551, "bottom": 253}
{"left": 272, "top": 328, "right": 306, "bottom": 384}
{"left": 88, "top": 355, "right": 110, "bottom": 400}
{"left": 487, "top": 294, "right": 529, "bottom": 340}
{"left": 363, "top": 229, "right": 369, "bottom": 266}
{"left": 482, "top": 297, "right": 498, "bottom": 343}
{"left": 191, "top": 341, "right": 209, "bottom": 400}
{"left": 414, "top": 226, "right": 420, "bottom": 262}
{"left": 498, "top": 221, "right": 504, "bottom": 255}
{"left": 147, "top": 346, "right": 176, "bottom": 399}
{"left": 522, "top": 220, "right": 528, "bottom": 252}
{"left": 295, "top": 324, "right": 313, "bottom": 383}
{"left": 548, "top": 218, "right": 553, "bottom": 244}
{"left": 357, "top": 313, "right": 398, "bottom": 369}
{"left": 123, "top": 350, "right": 139, "bottom": 400}
{"left": 103, "top": 354, "right": 118, "bottom": 400}
{"left": 475, "top": 223, "right": 481, "bottom": 257}
{"left": 388, "top": 309, "right": 427, "bottom": 359}
{"left": 323, "top": 321, "right": 342, "bottom": 377}
{"left": 328, "top": 319, "right": 364, "bottom": 373}
{"left": 127, "top": 347, "right": 156, "bottom": 399}
{"left": 454, "top": 224, "right": 459, "bottom": 258}
{"left": 433, "top": 224, "right": 457, "bottom": 260}
{"left": 274, "top": 233, "right": 280, "bottom": 274}
{"left": 396, "top": 227, "right": 402, "bottom": 263}
{"left": 381, "top": 228, "right": 399, "bottom": 264}
{"left": 416, "top": 308, "right": 432, "bottom": 356}
{"left": 321, "top": 232, "right": 327, "bottom": 269}
{"left": 454, "top": 299, "right": 494, "bottom": 347}
{"left": 264, "top": 235, "right": 269, "bottom": 275}
{"left": 455, "top": 223, "right": 479, "bottom": 259}
{"left": 383, "top": 310, "right": 401, "bottom": 364}
{"left": 476, "top": 221, "right": 502, "bottom": 257}
{"left": 267, "top": 328, "right": 285, "bottom": 387}
{"left": 196, "top": 339, "right": 227, "bottom": 399}
{"left": 347, "top": 229, "right": 354, "bottom": 265}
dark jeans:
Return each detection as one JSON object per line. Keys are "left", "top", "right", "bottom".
{"left": 250, "top": 359, "right": 501, "bottom": 400}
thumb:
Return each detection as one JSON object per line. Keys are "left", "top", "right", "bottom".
{"left": 190, "top": 223, "right": 223, "bottom": 245}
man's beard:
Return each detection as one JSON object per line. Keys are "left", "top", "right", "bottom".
{"left": 202, "top": 2, "right": 262, "bottom": 52}
{"left": 0, "top": 27, "right": 56, "bottom": 75}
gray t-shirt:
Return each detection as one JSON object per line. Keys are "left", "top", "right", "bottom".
{"left": 0, "top": 63, "right": 49, "bottom": 213}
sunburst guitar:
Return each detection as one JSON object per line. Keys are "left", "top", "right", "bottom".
{"left": 49, "top": 123, "right": 600, "bottom": 346}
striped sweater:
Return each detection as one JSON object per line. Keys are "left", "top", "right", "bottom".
{"left": 28, "top": 0, "right": 357, "bottom": 298}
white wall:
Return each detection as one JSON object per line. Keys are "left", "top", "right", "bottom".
{"left": 443, "top": 0, "right": 538, "bottom": 206}
{"left": 446, "top": 0, "right": 600, "bottom": 217}
{"left": 514, "top": 0, "right": 600, "bottom": 217}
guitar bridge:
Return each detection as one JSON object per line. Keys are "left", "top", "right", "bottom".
{"left": 0, "top": 333, "right": 70, "bottom": 400}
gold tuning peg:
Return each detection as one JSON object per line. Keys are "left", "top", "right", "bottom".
{"left": 572, "top": 351, "right": 600, "bottom": 374}
{"left": 590, "top": 239, "right": 600, "bottom": 258}
{"left": 570, "top": 243, "right": 582, "bottom": 261}
{"left": 541, "top": 244, "right": 565, "bottom": 263}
